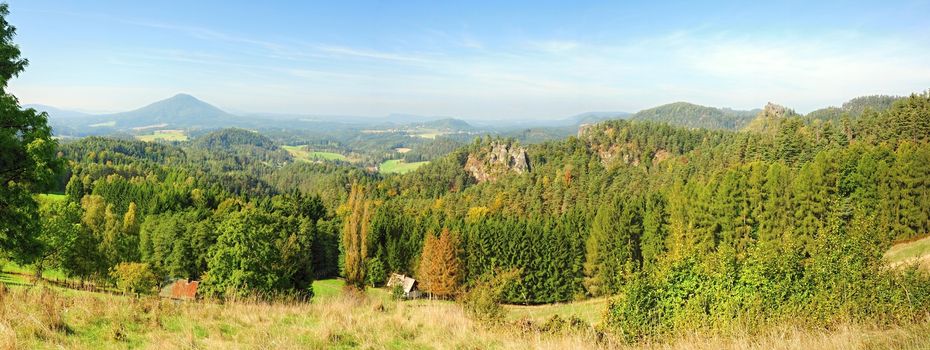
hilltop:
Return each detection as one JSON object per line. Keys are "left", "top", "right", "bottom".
{"left": 101, "top": 93, "right": 239, "bottom": 129}
{"left": 629, "top": 102, "right": 758, "bottom": 130}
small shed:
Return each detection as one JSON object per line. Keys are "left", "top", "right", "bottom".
{"left": 159, "top": 279, "right": 199, "bottom": 300}
{"left": 386, "top": 273, "right": 421, "bottom": 299}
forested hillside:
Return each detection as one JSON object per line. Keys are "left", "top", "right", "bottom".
{"left": 629, "top": 101, "right": 759, "bottom": 130}
{"left": 352, "top": 91, "right": 930, "bottom": 339}
{"left": 805, "top": 95, "right": 901, "bottom": 122}
{"left": 36, "top": 130, "right": 354, "bottom": 297}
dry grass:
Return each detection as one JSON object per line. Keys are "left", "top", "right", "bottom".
{"left": 0, "top": 284, "right": 928, "bottom": 349}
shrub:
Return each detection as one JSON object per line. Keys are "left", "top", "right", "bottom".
{"left": 110, "top": 262, "right": 157, "bottom": 295}
{"left": 391, "top": 283, "right": 404, "bottom": 300}
{"left": 366, "top": 257, "right": 386, "bottom": 287}
{"left": 461, "top": 268, "right": 520, "bottom": 323}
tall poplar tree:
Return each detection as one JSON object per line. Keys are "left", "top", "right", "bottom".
{"left": 342, "top": 183, "right": 370, "bottom": 289}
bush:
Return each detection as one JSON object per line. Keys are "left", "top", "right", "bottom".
{"left": 366, "top": 257, "right": 386, "bottom": 287}
{"left": 604, "top": 273, "right": 659, "bottom": 342}
{"left": 461, "top": 268, "right": 520, "bottom": 323}
{"left": 391, "top": 283, "right": 404, "bottom": 300}
{"left": 110, "top": 262, "right": 157, "bottom": 295}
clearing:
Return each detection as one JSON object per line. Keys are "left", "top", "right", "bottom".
{"left": 282, "top": 145, "right": 348, "bottom": 162}
{"left": 379, "top": 159, "right": 428, "bottom": 174}
{"left": 88, "top": 121, "right": 116, "bottom": 128}
{"left": 136, "top": 130, "right": 188, "bottom": 142}
{"left": 885, "top": 235, "right": 930, "bottom": 271}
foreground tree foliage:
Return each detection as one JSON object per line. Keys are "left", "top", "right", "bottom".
{"left": 0, "top": 3, "right": 61, "bottom": 262}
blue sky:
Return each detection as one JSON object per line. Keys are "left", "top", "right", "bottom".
{"left": 7, "top": 0, "right": 930, "bottom": 119}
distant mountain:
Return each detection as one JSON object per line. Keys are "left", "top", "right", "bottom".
{"left": 806, "top": 95, "right": 901, "bottom": 122}
{"left": 384, "top": 113, "right": 454, "bottom": 124}
{"left": 571, "top": 111, "right": 631, "bottom": 125}
{"left": 25, "top": 104, "right": 96, "bottom": 137}
{"left": 23, "top": 104, "right": 91, "bottom": 119}
{"left": 101, "top": 93, "right": 240, "bottom": 128}
{"left": 630, "top": 102, "right": 758, "bottom": 130}
{"left": 416, "top": 118, "right": 472, "bottom": 130}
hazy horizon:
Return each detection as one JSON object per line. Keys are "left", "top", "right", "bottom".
{"left": 7, "top": 0, "right": 930, "bottom": 119}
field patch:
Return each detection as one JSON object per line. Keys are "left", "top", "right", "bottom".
{"left": 282, "top": 145, "right": 348, "bottom": 162}
{"left": 311, "top": 279, "right": 345, "bottom": 299}
{"left": 35, "top": 193, "right": 67, "bottom": 204}
{"left": 886, "top": 235, "right": 930, "bottom": 271}
{"left": 88, "top": 121, "right": 116, "bottom": 128}
{"left": 505, "top": 297, "right": 606, "bottom": 324}
{"left": 136, "top": 129, "right": 188, "bottom": 142}
{"left": 379, "top": 159, "right": 428, "bottom": 174}
{"left": 413, "top": 130, "right": 444, "bottom": 139}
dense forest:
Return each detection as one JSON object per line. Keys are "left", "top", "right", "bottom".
{"left": 355, "top": 93, "right": 930, "bottom": 339}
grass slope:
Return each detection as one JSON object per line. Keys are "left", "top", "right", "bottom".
{"left": 886, "top": 235, "right": 930, "bottom": 271}
{"left": 1, "top": 282, "right": 928, "bottom": 349}
{"left": 505, "top": 297, "right": 606, "bottom": 324}
{"left": 379, "top": 159, "right": 428, "bottom": 174}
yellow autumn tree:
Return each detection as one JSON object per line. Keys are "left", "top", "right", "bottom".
{"left": 417, "top": 228, "right": 463, "bottom": 299}
{"left": 342, "top": 183, "right": 370, "bottom": 289}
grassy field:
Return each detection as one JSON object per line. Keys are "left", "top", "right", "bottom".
{"left": 35, "top": 193, "right": 67, "bottom": 204}
{"left": 1, "top": 262, "right": 73, "bottom": 288}
{"left": 379, "top": 159, "right": 428, "bottom": 174}
{"left": 505, "top": 297, "right": 606, "bottom": 324}
{"left": 3, "top": 254, "right": 930, "bottom": 349}
{"left": 1, "top": 281, "right": 928, "bottom": 349}
{"left": 282, "top": 145, "right": 348, "bottom": 162}
{"left": 136, "top": 130, "right": 188, "bottom": 142}
{"left": 410, "top": 128, "right": 446, "bottom": 139}
{"left": 886, "top": 235, "right": 930, "bottom": 271}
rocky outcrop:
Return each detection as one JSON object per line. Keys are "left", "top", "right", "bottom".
{"left": 744, "top": 102, "right": 799, "bottom": 134}
{"left": 652, "top": 149, "right": 672, "bottom": 166}
{"left": 577, "top": 123, "right": 596, "bottom": 137}
{"left": 465, "top": 142, "right": 530, "bottom": 183}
